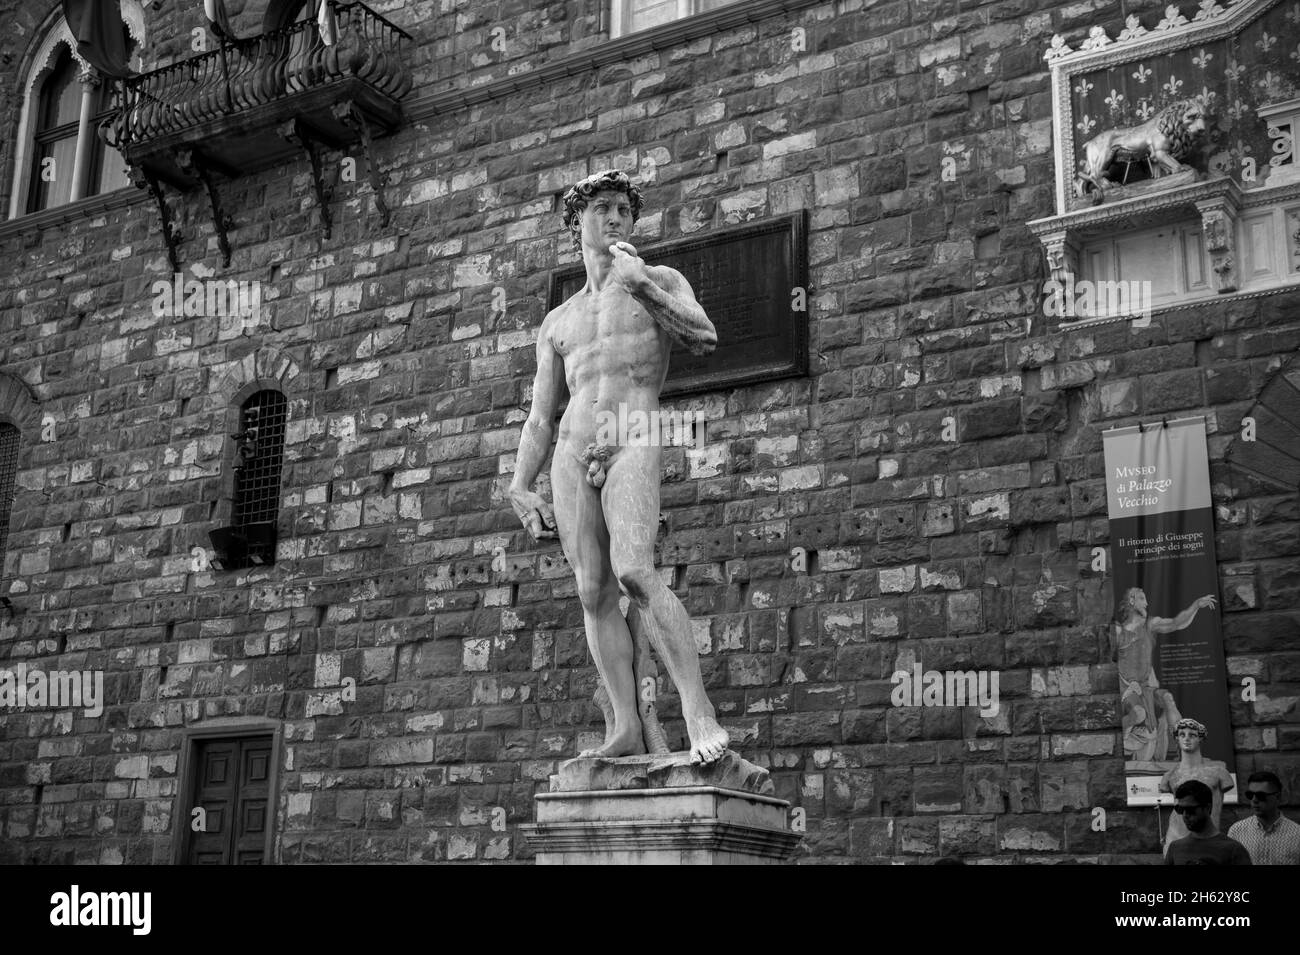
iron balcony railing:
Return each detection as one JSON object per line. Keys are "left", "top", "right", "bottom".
{"left": 106, "top": 2, "right": 412, "bottom": 150}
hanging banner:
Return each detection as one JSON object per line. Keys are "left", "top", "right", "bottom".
{"left": 1102, "top": 417, "right": 1237, "bottom": 810}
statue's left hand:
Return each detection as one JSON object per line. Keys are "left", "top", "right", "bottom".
{"left": 610, "top": 241, "right": 650, "bottom": 293}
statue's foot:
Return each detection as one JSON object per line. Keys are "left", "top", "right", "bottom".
{"left": 687, "top": 715, "right": 729, "bottom": 765}
{"left": 579, "top": 728, "right": 646, "bottom": 759}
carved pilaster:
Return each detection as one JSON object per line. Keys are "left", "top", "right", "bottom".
{"left": 1196, "top": 197, "right": 1238, "bottom": 293}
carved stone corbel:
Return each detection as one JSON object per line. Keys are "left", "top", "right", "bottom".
{"left": 129, "top": 164, "right": 182, "bottom": 273}
{"left": 277, "top": 119, "right": 334, "bottom": 239}
{"left": 1040, "top": 229, "right": 1080, "bottom": 287}
{"left": 175, "top": 147, "right": 234, "bottom": 268}
{"left": 332, "top": 99, "right": 392, "bottom": 228}
{"left": 1196, "top": 196, "right": 1238, "bottom": 293}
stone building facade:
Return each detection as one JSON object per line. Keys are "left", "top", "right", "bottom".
{"left": 0, "top": 0, "right": 1297, "bottom": 864}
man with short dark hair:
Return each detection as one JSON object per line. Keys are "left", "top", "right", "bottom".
{"left": 1227, "top": 771, "right": 1300, "bottom": 865}
{"left": 1165, "top": 779, "right": 1252, "bottom": 865}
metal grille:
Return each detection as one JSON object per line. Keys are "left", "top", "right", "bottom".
{"left": 233, "top": 391, "right": 287, "bottom": 528}
{"left": 0, "top": 424, "right": 19, "bottom": 563}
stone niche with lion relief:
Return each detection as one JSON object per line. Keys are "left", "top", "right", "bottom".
{"left": 1029, "top": 0, "right": 1300, "bottom": 322}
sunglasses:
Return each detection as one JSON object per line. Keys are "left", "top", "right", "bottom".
{"left": 1246, "top": 790, "right": 1279, "bottom": 800}
{"left": 1172, "top": 805, "right": 1206, "bottom": 814}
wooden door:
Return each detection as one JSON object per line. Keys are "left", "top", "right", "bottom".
{"left": 186, "top": 736, "right": 273, "bottom": 865}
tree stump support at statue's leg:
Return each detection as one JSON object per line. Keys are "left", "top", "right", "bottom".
{"left": 591, "top": 605, "right": 670, "bottom": 755}
{"left": 628, "top": 603, "right": 670, "bottom": 755}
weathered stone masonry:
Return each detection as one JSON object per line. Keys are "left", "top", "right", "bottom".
{"left": 0, "top": 0, "right": 1297, "bottom": 863}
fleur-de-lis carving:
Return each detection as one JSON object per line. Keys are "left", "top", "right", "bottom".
{"left": 1226, "top": 99, "right": 1250, "bottom": 121}
{"left": 1258, "top": 32, "right": 1277, "bottom": 54}
{"left": 1193, "top": 0, "right": 1225, "bottom": 21}
{"left": 1192, "top": 48, "right": 1213, "bottom": 69}
{"left": 1074, "top": 78, "right": 1094, "bottom": 97}
{"left": 1076, "top": 114, "right": 1098, "bottom": 134}
{"left": 1207, "top": 150, "right": 1233, "bottom": 175}
{"left": 1132, "top": 63, "right": 1153, "bottom": 83}
{"left": 1118, "top": 15, "right": 1148, "bottom": 41}
{"left": 1156, "top": 4, "right": 1189, "bottom": 29}
{"left": 1136, "top": 99, "right": 1155, "bottom": 120}
{"left": 1104, "top": 89, "right": 1127, "bottom": 112}
{"left": 1197, "top": 86, "right": 1218, "bottom": 110}
{"left": 1080, "top": 26, "right": 1112, "bottom": 51}
{"left": 1288, "top": 2, "right": 1300, "bottom": 24}
{"left": 1224, "top": 58, "right": 1246, "bottom": 82}
{"left": 1162, "top": 75, "right": 1184, "bottom": 97}
{"left": 1044, "top": 34, "right": 1072, "bottom": 62}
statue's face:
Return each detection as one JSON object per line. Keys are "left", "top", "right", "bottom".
{"left": 1184, "top": 107, "right": 1205, "bottom": 135}
{"left": 1128, "top": 589, "right": 1147, "bottom": 617}
{"left": 577, "top": 189, "right": 634, "bottom": 253}
{"left": 1176, "top": 727, "right": 1202, "bottom": 752}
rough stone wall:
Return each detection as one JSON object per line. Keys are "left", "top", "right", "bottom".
{"left": 0, "top": 0, "right": 1296, "bottom": 864}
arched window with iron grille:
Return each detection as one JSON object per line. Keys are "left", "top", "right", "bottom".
{"left": 0, "top": 423, "right": 20, "bottom": 567}
{"left": 210, "top": 389, "right": 286, "bottom": 569}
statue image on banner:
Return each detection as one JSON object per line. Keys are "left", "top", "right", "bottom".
{"left": 1157, "top": 718, "right": 1235, "bottom": 855}
{"left": 1113, "top": 587, "right": 1217, "bottom": 767}
{"left": 507, "top": 170, "right": 729, "bottom": 765}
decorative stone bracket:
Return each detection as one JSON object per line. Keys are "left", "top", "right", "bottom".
{"left": 1039, "top": 230, "right": 1080, "bottom": 287}
{"left": 334, "top": 100, "right": 392, "bottom": 229}
{"left": 129, "top": 164, "right": 181, "bottom": 272}
{"left": 277, "top": 118, "right": 335, "bottom": 240}
{"left": 129, "top": 148, "right": 240, "bottom": 271}
{"left": 175, "top": 148, "right": 236, "bottom": 268}
{"left": 276, "top": 100, "right": 394, "bottom": 241}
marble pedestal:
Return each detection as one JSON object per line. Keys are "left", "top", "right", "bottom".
{"left": 521, "top": 751, "right": 800, "bottom": 865}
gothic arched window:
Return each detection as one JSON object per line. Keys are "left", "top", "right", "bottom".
{"left": 9, "top": 4, "right": 140, "bottom": 218}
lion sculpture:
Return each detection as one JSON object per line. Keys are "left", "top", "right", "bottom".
{"left": 1075, "top": 99, "right": 1208, "bottom": 203}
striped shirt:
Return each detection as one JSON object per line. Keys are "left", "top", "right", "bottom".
{"left": 1227, "top": 814, "right": 1300, "bottom": 865}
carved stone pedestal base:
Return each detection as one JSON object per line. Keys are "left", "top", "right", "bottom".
{"left": 1070, "top": 168, "right": 1198, "bottom": 210}
{"left": 521, "top": 751, "right": 800, "bottom": 865}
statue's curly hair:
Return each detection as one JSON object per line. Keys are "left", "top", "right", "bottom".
{"left": 1116, "top": 587, "right": 1146, "bottom": 622}
{"left": 561, "top": 169, "right": 644, "bottom": 250}
{"left": 1174, "top": 717, "right": 1207, "bottom": 740}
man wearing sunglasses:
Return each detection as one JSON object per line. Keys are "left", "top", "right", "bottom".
{"left": 1227, "top": 771, "right": 1300, "bottom": 864}
{"left": 1165, "top": 780, "right": 1252, "bottom": 865}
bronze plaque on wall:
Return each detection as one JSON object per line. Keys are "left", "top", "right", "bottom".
{"left": 546, "top": 211, "right": 809, "bottom": 397}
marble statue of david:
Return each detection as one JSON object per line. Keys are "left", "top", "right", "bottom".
{"left": 507, "top": 170, "right": 729, "bottom": 765}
